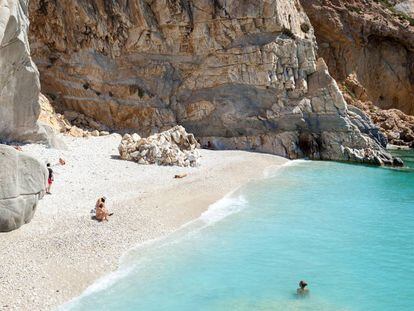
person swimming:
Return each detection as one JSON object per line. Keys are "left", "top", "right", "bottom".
{"left": 297, "top": 280, "right": 309, "bottom": 297}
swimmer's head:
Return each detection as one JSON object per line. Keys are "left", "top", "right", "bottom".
{"left": 299, "top": 280, "right": 308, "bottom": 289}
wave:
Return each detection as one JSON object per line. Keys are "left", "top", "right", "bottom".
{"left": 58, "top": 265, "right": 135, "bottom": 311}
{"left": 199, "top": 194, "right": 248, "bottom": 225}
{"left": 282, "top": 159, "right": 310, "bottom": 167}
{"left": 264, "top": 159, "right": 310, "bottom": 178}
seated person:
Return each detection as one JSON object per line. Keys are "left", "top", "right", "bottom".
{"left": 95, "top": 202, "right": 109, "bottom": 222}
{"left": 94, "top": 196, "right": 113, "bottom": 221}
{"left": 96, "top": 196, "right": 106, "bottom": 209}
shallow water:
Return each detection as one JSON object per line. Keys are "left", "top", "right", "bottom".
{"left": 65, "top": 151, "right": 414, "bottom": 311}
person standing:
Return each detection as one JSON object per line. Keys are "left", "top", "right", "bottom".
{"left": 46, "top": 163, "right": 54, "bottom": 194}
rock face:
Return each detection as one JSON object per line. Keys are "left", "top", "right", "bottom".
{"left": 119, "top": 126, "right": 200, "bottom": 167}
{"left": 29, "top": 0, "right": 397, "bottom": 164}
{"left": 0, "top": 0, "right": 46, "bottom": 143}
{"left": 0, "top": 145, "right": 48, "bottom": 232}
{"left": 371, "top": 109, "right": 414, "bottom": 148}
{"left": 394, "top": 0, "right": 414, "bottom": 18}
{"left": 342, "top": 74, "right": 414, "bottom": 148}
{"left": 38, "top": 94, "right": 111, "bottom": 138}
{"left": 300, "top": 0, "right": 414, "bottom": 115}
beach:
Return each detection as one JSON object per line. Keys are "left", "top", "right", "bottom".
{"left": 0, "top": 134, "right": 287, "bottom": 310}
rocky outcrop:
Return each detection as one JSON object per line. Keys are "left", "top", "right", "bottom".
{"left": 371, "top": 109, "right": 414, "bottom": 148}
{"left": 300, "top": 0, "right": 414, "bottom": 115}
{"left": 29, "top": 0, "right": 398, "bottom": 164}
{"left": 343, "top": 145, "right": 403, "bottom": 166}
{"left": 393, "top": 0, "right": 414, "bottom": 18}
{"left": 0, "top": 145, "right": 48, "bottom": 232}
{"left": 39, "top": 94, "right": 110, "bottom": 138}
{"left": 342, "top": 74, "right": 414, "bottom": 148}
{"left": 119, "top": 126, "right": 200, "bottom": 167}
{"left": 0, "top": 0, "right": 46, "bottom": 143}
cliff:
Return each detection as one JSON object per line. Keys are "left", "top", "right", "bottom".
{"left": 300, "top": 0, "right": 414, "bottom": 115}
{"left": 0, "top": 0, "right": 46, "bottom": 142}
{"left": 28, "top": 0, "right": 397, "bottom": 164}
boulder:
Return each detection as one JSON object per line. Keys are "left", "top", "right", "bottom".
{"left": 119, "top": 126, "right": 200, "bottom": 167}
{"left": 68, "top": 126, "right": 84, "bottom": 137}
{"left": 342, "top": 146, "right": 395, "bottom": 166}
{"left": 0, "top": 145, "right": 48, "bottom": 232}
{"left": 394, "top": 0, "right": 414, "bottom": 18}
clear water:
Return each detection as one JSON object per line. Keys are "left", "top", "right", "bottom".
{"left": 65, "top": 151, "right": 414, "bottom": 311}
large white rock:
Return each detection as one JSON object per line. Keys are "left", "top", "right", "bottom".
{"left": 119, "top": 126, "right": 200, "bottom": 167}
{"left": 395, "top": 0, "right": 414, "bottom": 18}
{"left": 0, "top": 0, "right": 46, "bottom": 142}
{"left": 0, "top": 144, "right": 48, "bottom": 232}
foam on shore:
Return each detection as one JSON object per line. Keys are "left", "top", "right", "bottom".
{"left": 58, "top": 265, "right": 135, "bottom": 311}
{"left": 264, "top": 159, "right": 309, "bottom": 178}
{"left": 200, "top": 194, "right": 247, "bottom": 225}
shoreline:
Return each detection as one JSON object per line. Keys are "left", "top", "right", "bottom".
{"left": 0, "top": 134, "right": 288, "bottom": 310}
{"left": 64, "top": 190, "right": 248, "bottom": 309}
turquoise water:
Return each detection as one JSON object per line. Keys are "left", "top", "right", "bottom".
{"left": 65, "top": 152, "right": 414, "bottom": 311}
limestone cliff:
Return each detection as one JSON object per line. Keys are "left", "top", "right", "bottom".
{"left": 28, "top": 0, "right": 397, "bottom": 164}
{"left": 0, "top": 0, "right": 45, "bottom": 142}
{"left": 300, "top": 0, "right": 414, "bottom": 115}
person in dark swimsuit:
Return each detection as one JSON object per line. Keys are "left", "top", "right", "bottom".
{"left": 46, "top": 163, "right": 54, "bottom": 194}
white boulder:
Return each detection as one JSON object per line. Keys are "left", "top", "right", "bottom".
{"left": 119, "top": 126, "right": 200, "bottom": 167}
{"left": 0, "top": 145, "right": 48, "bottom": 232}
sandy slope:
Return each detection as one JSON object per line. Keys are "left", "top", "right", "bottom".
{"left": 0, "top": 134, "right": 287, "bottom": 310}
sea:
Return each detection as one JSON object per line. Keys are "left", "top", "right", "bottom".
{"left": 63, "top": 150, "right": 414, "bottom": 311}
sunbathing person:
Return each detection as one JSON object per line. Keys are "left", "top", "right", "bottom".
{"left": 94, "top": 197, "right": 113, "bottom": 221}
{"left": 95, "top": 202, "right": 109, "bottom": 221}
{"left": 96, "top": 196, "right": 106, "bottom": 209}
